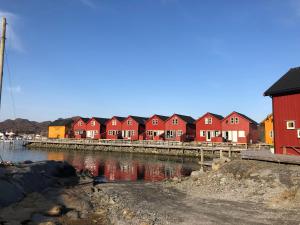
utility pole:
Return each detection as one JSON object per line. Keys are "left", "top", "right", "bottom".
{"left": 0, "top": 17, "right": 6, "bottom": 163}
{"left": 0, "top": 17, "right": 6, "bottom": 107}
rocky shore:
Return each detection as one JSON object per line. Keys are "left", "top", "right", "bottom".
{"left": 1, "top": 159, "right": 300, "bottom": 225}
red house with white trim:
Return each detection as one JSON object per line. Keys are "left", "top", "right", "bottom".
{"left": 73, "top": 117, "right": 89, "bottom": 139}
{"left": 164, "top": 114, "right": 195, "bottom": 142}
{"left": 195, "top": 112, "right": 223, "bottom": 142}
{"left": 121, "top": 116, "right": 148, "bottom": 140}
{"left": 145, "top": 115, "right": 169, "bottom": 140}
{"left": 86, "top": 117, "right": 109, "bottom": 139}
{"left": 221, "top": 112, "right": 259, "bottom": 144}
{"left": 106, "top": 116, "right": 126, "bottom": 140}
{"left": 264, "top": 67, "right": 300, "bottom": 155}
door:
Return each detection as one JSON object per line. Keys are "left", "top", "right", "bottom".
{"left": 206, "top": 131, "right": 211, "bottom": 141}
{"left": 232, "top": 131, "right": 238, "bottom": 142}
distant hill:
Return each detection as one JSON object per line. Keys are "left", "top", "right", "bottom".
{"left": 0, "top": 118, "right": 51, "bottom": 135}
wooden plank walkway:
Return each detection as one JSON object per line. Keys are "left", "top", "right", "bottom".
{"left": 241, "top": 150, "right": 300, "bottom": 165}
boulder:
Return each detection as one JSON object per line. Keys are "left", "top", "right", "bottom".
{"left": 212, "top": 157, "right": 231, "bottom": 171}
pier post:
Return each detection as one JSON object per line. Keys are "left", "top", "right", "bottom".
{"left": 219, "top": 149, "right": 223, "bottom": 159}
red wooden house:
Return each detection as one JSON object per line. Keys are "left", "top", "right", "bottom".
{"left": 195, "top": 112, "right": 224, "bottom": 142}
{"left": 264, "top": 67, "right": 300, "bottom": 155}
{"left": 106, "top": 116, "right": 126, "bottom": 139}
{"left": 121, "top": 116, "right": 148, "bottom": 140}
{"left": 73, "top": 117, "right": 89, "bottom": 139}
{"left": 221, "top": 112, "right": 259, "bottom": 144}
{"left": 145, "top": 115, "right": 169, "bottom": 140}
{"left": 86, "top": 117, "right": 109, "bottom": 139}
{"left": 164, "top": 114, "right": 195, "bottom": 142}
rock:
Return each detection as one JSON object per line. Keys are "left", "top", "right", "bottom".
{"left": 46, "top": 205, "right": 63, "bottom": 216}
{"left": 66, "top": 210, "right": 80, "bottom": 220}
{"left": 38, "top": 222, "right": 56, "bottom": 225}
{"left": 220, "top": 177, "right": 226, "bottom": 185}
{"left": 0, "top": 179, "right": 24, "bottom": 207}
{"left": 212, "top": 157, "right": 231, "bottom": 171}
{"left": 190, "top": 170, "right": 204, "bottom": 180}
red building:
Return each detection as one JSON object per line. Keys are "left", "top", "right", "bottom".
{"left": 164, "top": 114, "right": 195, "bottom": 142}
{"left": 195, "top": 112, "right": 224, "bottom": 142}
{"left": 221, "top": 112, "right": 259, "bottom": 144}
{"left": 145, "top": 115, "right": 169, "bottom": 140}
{"left": 86, "top": 117, "right": 108, "bottom": 139}
{"left": 264, "top": 67, "right": 300, "bottom": 155}
{"left": 106, "top": 116, "right": 126, "bottom": 139}
{"left": 121, "top": 116, "right": 148, "bottom": 140}
{"left": 73, "top": 117, "right": 89, "bottom": 139}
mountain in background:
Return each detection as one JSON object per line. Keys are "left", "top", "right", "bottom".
{"left": 0, "top": 117, "right": 80, "bottom": 136}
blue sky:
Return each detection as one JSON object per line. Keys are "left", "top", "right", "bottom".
{"left": 0, "top": 0, "right": 300, "bottom": 122}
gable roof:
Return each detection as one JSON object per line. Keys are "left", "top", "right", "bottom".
{"left": 75, "top": 117, "right": 89, "bottom": 123}
{"left": 264, "top": 67, "right": 300, "bottom": 96}
{"left": 128, "top": 116, "right": 149, "bottom": 125}
{"left": 91, "top": 117, "right": 109, "bottom": 125}
{"left": 146, "top": 114, "right": 169, "bottom": 123}
{"left": 196, "top": 112, "right": 224, "bottom": 122}
{"left": 168, "top": 114, "right": 195, "bottom": 124}
{"left": 223, "top": 112, "right": 258, "bottom": 125}
{"left": 260, "top": 114, "right": 273, "bottom": 124}
{"left": 49, "top": 118, "right": 73, "bottom": 126}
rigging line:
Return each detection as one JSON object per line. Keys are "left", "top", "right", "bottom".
{"left": 4, "top": 48, "right": 17, "bottom": 120}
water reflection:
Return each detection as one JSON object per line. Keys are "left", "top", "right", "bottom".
{"left": 0, "top": 143, "right": 199, "bottom": 182}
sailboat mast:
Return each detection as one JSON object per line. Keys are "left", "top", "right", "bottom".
{"left": 0, "top": 17, "right": 7, "bottom": 107}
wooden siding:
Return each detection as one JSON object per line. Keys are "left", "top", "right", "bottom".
{"left": 106, "top": 117, "right": 123, "bottom": 139}
{"left": 195, "top": 113, "right": 223, "bottom": 142}
{"left": 145, "top": 115, "right": 166, "bottom": 140}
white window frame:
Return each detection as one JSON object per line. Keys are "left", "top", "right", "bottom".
{"left": 200, "top": 130, "right": 205, "bottom": 137}
{"left": 127, "top": 119, "right": 132, "bottom": 125}
{"left": 79, "top": 121, "right": 83, "bottom": 126}
{"left": 286, "top": 121, "right": 295, "bottom": 130}
{"left": 215, "top": 131, "right": 219, "bottom": 137}
{"left": 177, "top": 130, "right": 183, "bottom": 137}
{"left": 238, "top": 130, "right": 245, "bottom": 138}
{"left": 112, "top": 120, "right": 117, "bottom": 126}
{"left": 152, "top": 119, "right": 158, "bottom": 125}
{"left": 230, "top": 117, "right": 234, "bottom": 124}
{"left": 172, "top": 118, "right": 178, "bottom": 125}
{"left": 235, "top": 117, "right": 239, "bottom": 124}
{"left": 270, "top": 130, "right": 273, "bottom": 138}
{"left": 91, "top": 121, "right": 96, "bottom": 126}
{"left": 297, "top": 129, "right": 300, "bottom": 138}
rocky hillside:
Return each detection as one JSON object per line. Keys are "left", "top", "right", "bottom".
{"left": 0, "top": 118, "right": 51, "bottom": 135}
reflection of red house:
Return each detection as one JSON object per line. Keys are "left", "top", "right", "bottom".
{"left": 165, "top": 114, "right": 195, "bottom": 142}
{"left": 106, "top": 116, "right": 126, "bottom": 140}
{"left": 104, "top": 160, "right": 120, "bottom": 181}
{"left": 145, "top": 115, "right": 168, "bottom": 140}
{"left": 73, "top": 117, "right": 89, "bottom": 139}
{"left": 71, "top": 155, "right": 85, "bottom": 172}
{"left": 264, "top": 67, "right": 300, "bottom": 155}
{"left": 84, "top": 156, "right": 100, "bottom": 176}
{"left": 118, "top": 162, "right": 138, "bottom": 181}
{"left": 86, "top": 117, "right": 109, "bottom": 139}
{"left": 144, "top": 164, "right": 165, "bottom": 181}
{"left": 195, "top": 112, "right": 224, "bottom": 142}
{"left": 121, "top": 116, "right": 148, "bottom": 140}
{"left": 221, "top": 112, "right": 259, "bottom": 144}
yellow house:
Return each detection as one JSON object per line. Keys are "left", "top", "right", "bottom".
{"left": 261, "top": 114, "right": 273, "bottom": 145}
{"left": 48, "top": 119, "right": 73, "bottom": 139}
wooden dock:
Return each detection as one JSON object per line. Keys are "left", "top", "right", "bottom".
{"left": 241, "top": 150, "right": 300, "bottom": 165}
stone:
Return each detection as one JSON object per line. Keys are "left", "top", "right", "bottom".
{"left": 66, "top": 210, "right": 80, "bottom": 220}
{"left": 46, "top": 205, "right": 63, "bottom": 216}
{"left": 212, "top": 157, "right": 231, "bottom": 171}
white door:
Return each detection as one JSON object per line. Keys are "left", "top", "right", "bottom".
{"left": 232, "top": 131, "right": 238, "bottom": 142}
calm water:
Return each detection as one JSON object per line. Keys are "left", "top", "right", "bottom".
{"left": 0, "top": 142, "right": 200, "bottom": 182}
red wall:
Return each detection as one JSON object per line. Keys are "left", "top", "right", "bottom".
{"left": 165, "top": 115, "right": 195, "bottom": 141}
{"left": 145, "top": 115, "right": 166, "bottom": 140}
{"left": 73, "top": 119, "right": 87, "bottom": 139}
{"left": 86, "top": 118, "right": 106, "bottom": 139}
{"left": 195, "top": 113, "right": 223, "bottom": 142}
{"left": 222, "top": 112, "right": 258, "bottom": 143}
{"left": 121, "top": 117, "right": 145, "bottom": 141}
{"left": 106, "top": 117, "right": 123, "bottom": 139}
{"left": 273, "top": 93, "right": 300, "bottom": 155}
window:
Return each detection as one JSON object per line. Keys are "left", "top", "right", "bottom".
{"left": 79, "top": 121, "right": 83, "bottom": 126}
{"left": 205, "top": 117, "right": 212, "bottom": 124}
{"left": 95, "top": 130, "right": 98, "bottom": 134}
{"left": 238, "top": 131, "right": 245, "bottom": 137}
{"left": 215, "top": 131, "right": 219, "bottom": 137}
{"left": 127, "top": 119, "right": 132, "bottom": 125}
{"left": 112, "top": 120, "right": 117, "bottom": 126}
{"left": 230, "top": 118, "right": 234, "bottom": 124}
{"left": 270, "top": 130, "right": 273, "bottom": 138}
{"left": 177, "top": 130, "right": 183, "bottom": 136}
{"left": 298, "top": 129, "right": 300, "bottom": 138}
{"left": 235, "top": 117, "right": 239, "bottom": 124}
{"left": 91, "top": 121, "right": 96, "bottom": 126}
{"left": 147, "top": 130, "right": 153, "bottom": 136}
{"left": 287, "top": 121, "right": 295, "bottom": 130}
{"left": 152, "top": 119, "right": 158, "bottom": 125}
{"left": 172, "top": 118, "right": 178, "bottom": 125}
{"left": 200, "top": 130, "right": 205, "bottom": 137}
{"left": 108, "top": 130, "right": 113, "bottom": 135}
